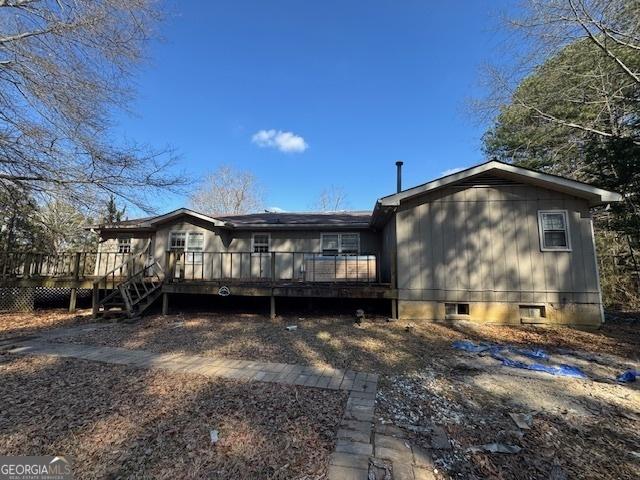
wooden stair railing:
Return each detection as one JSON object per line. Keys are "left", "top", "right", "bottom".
{"left": 117, "top": 258, "right": 164, "bottom": 318}
{"left": 92, "top": 240, "right": 164, "bottom": 319}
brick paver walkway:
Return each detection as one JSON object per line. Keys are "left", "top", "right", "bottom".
{"left": 6, "top": 340, "right": 378, "bottom": 392}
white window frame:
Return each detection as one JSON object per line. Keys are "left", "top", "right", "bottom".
{"left": 169, "top": 231, "right": 204, "bottom": 263}
{"left": 117, "top": 237, "right": 131, "bottom": 254}
{"left": 186, "top": 232, "right": 204, "bottom": 264}
{"left": 537, "top": 210, "right": 572, "bottom": 252}
{"left": 252, "top": 233, "right": 270, "bottom": 254}
{"left": 169, "top": 231, "right": 186, "bottom": 250}
{"left": 321, "top": 233, "right": 360, "bottom": 256}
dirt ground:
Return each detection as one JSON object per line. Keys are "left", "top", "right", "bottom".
{"left": 0, "top": 353, "right": 346, "bottom": 479}
{"left": 0, "top": 308, "right": 638, "bottom": 479}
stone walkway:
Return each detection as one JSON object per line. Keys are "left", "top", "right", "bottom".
{"left": 4, "top": 326, "right": 442, "bottom": 480}
{"left": 330, "top": 416, "right": 442, "bottom": 480}
{"left": 6, "top": 340, "right": 378, "bottom": 392}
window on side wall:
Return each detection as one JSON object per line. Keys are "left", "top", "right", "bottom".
{"left": 538, "top": 210, "right": 571, "bottom": 251}
{"left": 321, "top": 233, "right": 360, "bottom": 256}
{"left": 252, "top": 233, "right": 270, "bottom": 253}
{"left": 169, "top": 231, "right": 186, "bottom": 250}
{"left": 186, "top": 232, "right": 204, "bottom": 264}
{"left": 340, "top": 233, "right": 360, "bottom": 255}
{"left": 117, "top": 237, "right": 131, "bottom": 254}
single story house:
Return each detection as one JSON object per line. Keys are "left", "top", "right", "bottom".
{"left": 93, "top": 160, "right": 621, "bottom": 328}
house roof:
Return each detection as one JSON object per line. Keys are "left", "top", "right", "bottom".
{"left": 93, "top": 208, "right": 225, "bottom": 231}
{"left": 95, "top": 161, "right": 622, "bottom": 234}
{"left": 218, "top": 211, "right": 372, "bottom": 229}
{"left": 99, "top": 216, "right": 155, "bottom": 229}
{"left": 146, "top": 208, "right": 226, "bottom": 227}
{"left": 377, "top": 160, "right": 622, "bottom": 207}
{"left": 95, "top": 209, "right": 372, "bottom": 232}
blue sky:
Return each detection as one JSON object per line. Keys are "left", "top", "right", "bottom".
{"left": 113, "top": 0, "right": 513, "bottom": 214}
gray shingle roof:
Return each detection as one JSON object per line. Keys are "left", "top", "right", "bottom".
{"left": 218, "top": 211, "right": 372, "bottom": 226}
{"left": 95, "top": 210, "right": 373, "bottom": 230}
{"left": 100, "top": 216, "right": 155, "bottom": 228}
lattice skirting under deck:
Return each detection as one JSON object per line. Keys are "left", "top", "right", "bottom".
{"left": 0, "top": 288, "right": 92, "bottom": 312}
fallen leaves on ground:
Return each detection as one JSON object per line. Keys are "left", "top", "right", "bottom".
{"left": 3, "top": 308, "right": 639, "bottom": 479}
{"left": 0, "top": 354, "right": 346, "bottom": 479}
{"left": 0, "top": 309, "right": 92, "bottom": 340}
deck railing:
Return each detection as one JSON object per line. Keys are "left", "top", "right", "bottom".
{"left": 0, "top": 251, "right": 134, "bottom": 279}
{"left": 167, "top": 251, "right": 379, "bottom": 283}
{"left": 1, "top": 250, "right": 380, "bottom": 284}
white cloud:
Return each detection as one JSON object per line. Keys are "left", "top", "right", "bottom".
{"left": 441, "top": 167, "right": 464, "bottom": 176}
{"left": 251, "top": 129, "right": 308, "bottom": 153}
{"left": 266, "top": 206, "right": 287, "bottom": 213}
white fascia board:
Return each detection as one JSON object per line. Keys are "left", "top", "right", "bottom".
{"left": 147, "top": 208, "right": 226, "bottom": 227}
{"left": 378, "top": 160, "right": 622, "bottom": 207}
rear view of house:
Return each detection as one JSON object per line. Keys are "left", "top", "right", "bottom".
{"left": 1, "top": 160, "right": 621, "bottom": 328}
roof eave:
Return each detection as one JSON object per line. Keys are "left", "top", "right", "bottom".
{"left": 93, "top": 226, "right": 154, "bottom": 233}
{"left": 223, "top": 223, "right": 373, "bottom": 230}
{"left": 369, "top": 202, "right": 396, "bottom": 228}
{"left": 378, "top": 160, "right": 623, "bottom": 207}
{"left": 147, "top": 208, "right": 226, "bottom": 227}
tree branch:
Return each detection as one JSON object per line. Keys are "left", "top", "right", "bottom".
{"left": 569, "top": 0, "right": 640, "bottom": 86}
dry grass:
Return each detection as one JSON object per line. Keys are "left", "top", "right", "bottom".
{"left": 0, "top": 354, "right": 346, "bottom": 479}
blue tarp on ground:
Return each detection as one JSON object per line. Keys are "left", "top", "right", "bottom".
{"left": 616, "top": 370, "right": 638, "bottom": 383}
{"left": 452, "top": 340, "right": 588, "bottom": 379}
{"left": 451, "top": 340, "right": 491, "bottom": 353}
{"left": 451, "top": 340, "right": 549, "bottom": 360}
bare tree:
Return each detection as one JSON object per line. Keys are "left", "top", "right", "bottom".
{"left": 189, "top": 165, "right": 264, "bottom": 216}
{"left": 0, "top": 0, "right": 186, "bottom": 212}
{"left": 36, "top": 199, "right": 97, "bottom": 251}
{"left": 312, "top": 186, "right": 350, "bottom": 212}
{"left": 475, "top": 0, "right": 640, "bottom": 143}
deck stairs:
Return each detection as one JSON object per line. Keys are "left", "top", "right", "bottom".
{"left": 92, "top": 243, "right": 164, "bottom": 320}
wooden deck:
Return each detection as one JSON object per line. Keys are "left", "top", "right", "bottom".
{"left": 1, "top": 250, "right": 398, "bottom": 317}
{"left": 164, "top": 280, "right": 396, "bottom": 299}
{"left": 0, "top": 275, "right": 395, "bottom": 299}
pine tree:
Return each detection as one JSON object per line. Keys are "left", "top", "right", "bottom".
{"left": 103, "top": 195, "right": 126, "bottom": 224}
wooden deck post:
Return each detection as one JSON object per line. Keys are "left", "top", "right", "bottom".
{"left": 162, "top": 292, "right": 169, "bottom": 315}
{"left": 73, "top": 252, "right": 81, "bottom": 280}
{"left": 270, "top": 252, "right": 276, "bottom": 281}
{"left": 1, "top": 251, "right": 8, "bottom": 278}
{"left": 166, "top": 251, "right": 175, "bottom": 283}
{"left": 91, "top": 283, "right": 99, "bottom": 318}
{"left": 23, "top": 253, "right": 33, "bottom": 278}
{"left": 270, "top": 293, "right": 276, "bottom": 319}
{"left": 69, "top": 288, "right": 77, "bottom": 313}
{"left": 391, "top": 299, "right": 397, "bottom": 320}
{"left": 68, "top": 252, "right": 81, "bottom": 313}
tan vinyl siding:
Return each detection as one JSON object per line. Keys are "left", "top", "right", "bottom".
{"left": 222, "top": 230, "right": 379, "bottom": 255}
{"left": 112, "top": 219, "right": 382, "bottom": 281}
{"left": 395, "top": 184, "right": 601, "bottom": 309}
{"left": 379, "top": 216, "right": 396, "bottom": 283}
{"left": 96, "top": 234, "right": 151, "bottom": 275}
